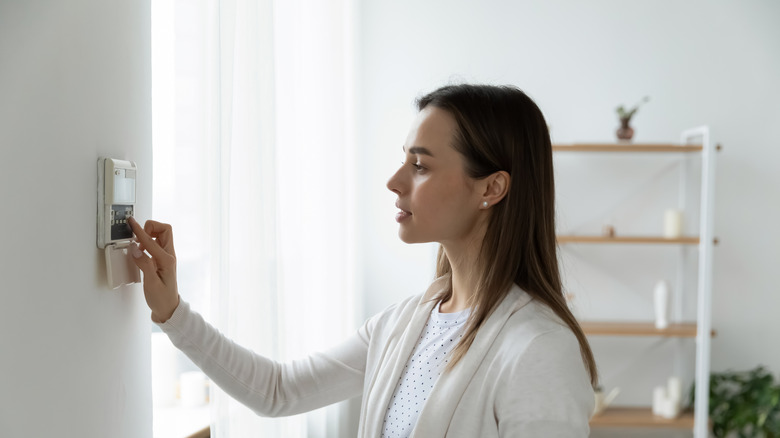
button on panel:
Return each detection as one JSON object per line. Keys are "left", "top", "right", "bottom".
{"left": 110, "top": 204, "right": 134, "bottom": 241}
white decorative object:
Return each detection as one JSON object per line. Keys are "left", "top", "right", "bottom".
{"left": 653, "top": 280, "right": 670, "bottom": 329}
{"left": 662, "top": 395, "right": 682, "bottom": 418}
{"left": 593, "top": 387, "right": 621, "bottom": 416}
{"left": 180, "top": 371, "right": 208, "bottom": 407}
{"left": 659, "top": 397, "right": 681, "bottom": 418}
{"left": 664, "top": 209, "right": 684, "bottom": 238}
{"left": 663, "top": 376, "right": 683, "bottom": 418}
{"left": 652, "top": 386, "right": 667, "bottom": 416}
{"left": 667, "top": 376, "right": 683, "bottom": 406}
{"left": 652, "top": 377, "right": 683, "bottom": 419}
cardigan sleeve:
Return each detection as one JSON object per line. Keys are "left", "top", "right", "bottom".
{"left": 158, "top": 299, "right": 369, "bottom": 417}
{"left": 493, "top": 326, "right": 595, "bottom": 437}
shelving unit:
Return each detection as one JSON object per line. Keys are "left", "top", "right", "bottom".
{"left": 554, "top": 129, "right": 718, "bottom": 438}
{"left": 553, "top": 144, "right": 704, "bottom": 153}
{"left": 557, "top": 235, "right": 701, "bottom": 245}
{"left": 581, "top": 321, "right": 716, "bottom": 338}
{"left": 590, "top": 407, "right": 695, "bottom": 429}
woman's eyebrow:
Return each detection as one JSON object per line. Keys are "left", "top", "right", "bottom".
{"left": 402, "top": 145, "right": 435, "bottom": 157}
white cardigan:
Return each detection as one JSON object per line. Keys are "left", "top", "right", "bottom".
{"left": 159, "top": 274, "right": 595, "bottom": 437}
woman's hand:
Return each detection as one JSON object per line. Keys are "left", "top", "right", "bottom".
{"left": 128, "top": 217, "right": 180, "bottom": 323}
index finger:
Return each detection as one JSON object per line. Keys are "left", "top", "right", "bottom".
{"left": 142, "top": 220, "right": 176, "bottom": 256}
{"left": 128, "top": 217, "right": 174, "bottom": 261}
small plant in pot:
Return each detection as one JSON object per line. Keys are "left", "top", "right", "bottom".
{"left": 615, "top": 96, "right": 649, "bottom": 142}
{"left": 688, "top": 366, "right": 780, "bottom": 437}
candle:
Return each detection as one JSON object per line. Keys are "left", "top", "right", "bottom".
{"left": 660, "top": 397, "right": 681, "bottom": 419}
{"left": 652, "top": 386, "right": 667, "bottom": 416}
{"left": 664, "top": 209, "right": 683, "bottom": 238}
{"left": 667, "top": 376, "right": 683, "bottom": 406}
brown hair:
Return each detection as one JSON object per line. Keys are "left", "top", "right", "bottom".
{"left": 417, "top": 84, "right": 598, "bottom": 386}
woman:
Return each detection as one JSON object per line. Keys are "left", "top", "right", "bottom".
{"left": 128, "top": 84, "right": 598, "bottom": 437}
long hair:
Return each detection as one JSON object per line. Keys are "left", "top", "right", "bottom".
{"left": 418, "top": 84, "right": 598, "bottom": 387}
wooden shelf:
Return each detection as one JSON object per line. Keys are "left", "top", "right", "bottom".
{"left": 557, "top": 235, "right": 700, "bottom": 245}
{"left": 581, "top": 321, "right": 716, "bottom": 338}
{"left": 591, "top": 406, "right": 695, "bottom": 429}
{"left": 553, "top": 143, "right": 703, "bottom": 152}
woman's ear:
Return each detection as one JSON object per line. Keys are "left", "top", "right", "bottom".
{"left": 481, "top": 171, "right": 510, "bottom": 208}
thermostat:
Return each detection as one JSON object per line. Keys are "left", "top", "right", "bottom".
{"left": 97, "top": 158, "right": 140, "bottom": 289}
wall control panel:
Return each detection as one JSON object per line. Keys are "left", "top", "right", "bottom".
{"left": 97, "top": 158, "right": 136, "bottom": 249}
{"left": 97, "top": 157, "right": 140, "bottom": 289}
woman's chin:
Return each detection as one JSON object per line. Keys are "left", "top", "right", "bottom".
{"left": 397, "top": 231, "right": 414, "bottom": 244}
{"left": 397, "top": 230, "right": 433, "bottom": 245}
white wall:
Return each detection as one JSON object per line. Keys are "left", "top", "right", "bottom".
{"left": 0, "top": 1, "right": 152, "bottom": 437}
{"left": 355, "top": 1, "right": 780, "bottom": 435}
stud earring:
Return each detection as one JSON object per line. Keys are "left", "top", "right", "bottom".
{"left": 482, "top": 201, "right": 489, "bottom": 208}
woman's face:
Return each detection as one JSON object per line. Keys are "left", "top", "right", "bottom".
{"left": 386, "top": 106, "right": 486, "bottom": 246}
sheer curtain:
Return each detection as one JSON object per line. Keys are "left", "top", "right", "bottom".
{"left": 152, "top": 0, "right": 359, "bottom": 436}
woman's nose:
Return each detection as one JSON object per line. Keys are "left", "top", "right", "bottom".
{"left": 386, "top": 166, "right": 404, "bottom": 194}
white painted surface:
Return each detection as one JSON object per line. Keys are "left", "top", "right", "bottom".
{"left": 355, "top": 2, "right": 780, "bottom": 436}
{"left": 0, "top": 1, "right": 152, "bottom": 437}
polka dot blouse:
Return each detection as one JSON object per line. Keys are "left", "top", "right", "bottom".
{"left": 381, "top": 302, "right": 471, "bottom": 438}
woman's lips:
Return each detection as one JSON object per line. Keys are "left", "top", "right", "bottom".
{"left": 395, "top": 210, "right": 411, "bottom": 222}
{"left": 395, "top": 202, "right": 411, "bottom": 222}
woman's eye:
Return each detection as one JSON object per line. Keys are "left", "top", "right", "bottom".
{"left": 400, "top": 160, "right": 426, "bottom": 172}
{"left": 412, "top": 162, "right": 427, "bottom": 172}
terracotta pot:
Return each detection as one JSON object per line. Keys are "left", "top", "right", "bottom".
{"left": 616, "top": 118, "right": 634, "bottom": 141}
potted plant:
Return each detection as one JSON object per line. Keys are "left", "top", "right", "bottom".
{"left": 688, "top": 366, "right": 780, "bottom": 437}
{"left": 615, "top": 96, "right": 649, "bottom": 141}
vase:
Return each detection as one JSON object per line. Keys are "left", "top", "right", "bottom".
{"left": 616, "top": 118, "right": 634, "bottom": 141}
{"left": 653, "top": 280, "right": 669, "bottom": 329}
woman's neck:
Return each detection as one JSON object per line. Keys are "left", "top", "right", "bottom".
{"left": 439, "top": 239, "right": 482, "bottom": 313}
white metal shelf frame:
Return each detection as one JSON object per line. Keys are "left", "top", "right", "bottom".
{"left": 684, "top": 126, "right": 717, "bottom": 438}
